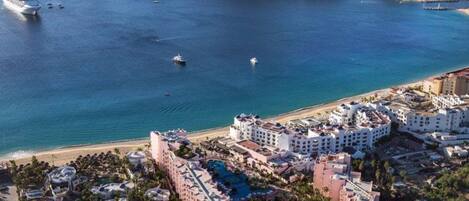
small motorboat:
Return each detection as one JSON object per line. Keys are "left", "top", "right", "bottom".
{"left": 58, "top": 4, "right": 64, "bottom": 8}
{"left": 164, "top": 92, "right": 171, "bottom": 97}
{"left": 153, "top": 0, "right": 159, "bottom": 3}
{"left": 172, "top": 54, "right": 186, "bottom": 65}
{"left": 250, "top": 57, "right": 258, "bottom": 65}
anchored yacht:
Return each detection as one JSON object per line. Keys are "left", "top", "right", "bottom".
{"left": 250, "top": 57, "right": 258, "bottom": 65}
{"left": 3, "top": 0, "right": 41, "bottom": 15}
{"left": 172, "top": 54, "right": 186, "bottom": 65}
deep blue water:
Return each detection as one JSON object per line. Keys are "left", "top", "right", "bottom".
{"left": 1, "top": 0, "right": 469, "bottom": 155}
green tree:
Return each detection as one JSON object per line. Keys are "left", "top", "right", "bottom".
{"left": 399, "top": 170, "right": 407, "bottom": 181}
{"left": 375, "top": 170, "right": 382, "bottom": 185}
{"left": 423, "top": 164, "right": 469, "bottom": 201}
{"left": 359, "top": 160, "right": 365, "bottom": 172}
{"left": 384, "top": 161, "right": 391, "bottom": 172}
{"left": 371, "top": 159, "right": 377, "bottom": 170}
{"left": 78, "top": 184, "right": 99, "bottom": 201}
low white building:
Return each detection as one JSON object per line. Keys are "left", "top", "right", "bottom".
{"left": 46, "top": 166, "right": 84, "bottom": 197}
{"left": 232, "top": 140, "right": 314, "bottom": 176}
{"left": 47, "top": 166, "right": 76, "bottom": 186}
{"left": 145, "top": 187, "right": 171, "bottom": 201}
{"left": 430, "top": 132, "right": 469, "bottom": 146}
{"left": 126, "top": 151, "right": 146, "bottom": 166}
{"left": 91, "top": 182, "right": 134, "bottom": 200}
{"left": 432, "top": 95, "right": 469, "bottom": 109}
{"left": 443, "top": 145, "right": 469, "bottom": 158}
{"left": 23, "top": 189, "right": 44, "bottom": 200}
{"left": 229, "top": 114, "right": 292, "bottom": 147}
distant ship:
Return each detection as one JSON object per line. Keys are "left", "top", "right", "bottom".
{"left": 2, "top": 0, "right": 41, "bottom": 15}
{"left": 250, "top": 57, "right": 258, "bottom": 65}
{"left": 172, "top": 54, "right": 186, "bottom": 65}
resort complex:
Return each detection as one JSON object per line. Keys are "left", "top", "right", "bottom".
{"left": 229, "top": 101, "right": 391, "bottom": 157}
{"left": 3, "top": 0, "right": 469, "bottom": 196}
{"left": 3, "top": 68, "right": 469, "bottom": 201}
{"left": 371, "top": 86, "right": 469, "bottom": 145}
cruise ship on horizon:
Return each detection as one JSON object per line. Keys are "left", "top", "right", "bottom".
{"left": 2, "top": 0, "right": 41, "bottom": 15}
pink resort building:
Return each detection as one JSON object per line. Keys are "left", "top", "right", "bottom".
{"left": 313, "top": 153, "right": 380, "bottom": 201}
{"left": 150, "top": 130, "right": 229, "bottom": 201}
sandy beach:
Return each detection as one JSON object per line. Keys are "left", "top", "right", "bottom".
{"left": 0, "top": 81, "right": 419, "bottom": 166}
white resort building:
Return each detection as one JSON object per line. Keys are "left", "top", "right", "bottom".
{"left": 229, "top": 102, "right": 391, "bottom": 156}
{"left": 46, "top": 166, "right": 77, "bottom": 193}
{"left": 91, "top": 182, "right": 134, "bottom": 200}
{"left": 372, "top": 93, "right": 469, "bottom": 134}
{"left": 126, "top": 151, "right": 146, "bottom": 167}
{"left": 46, "top": 165, "right": 87, "bottom": 198}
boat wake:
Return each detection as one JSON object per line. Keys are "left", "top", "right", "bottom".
{"left": 360, "top": 0, "right": 378, "bottom": 4}
{"left": 156, "top": 36, "right": 189, "bottom": 42}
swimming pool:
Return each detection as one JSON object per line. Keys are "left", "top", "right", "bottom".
{"left": 207, "top": 160, "right": 270, "bottom": 200}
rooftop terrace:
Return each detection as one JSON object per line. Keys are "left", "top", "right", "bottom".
{"left": 237, "top": 140, "right": 275, "bottom": 157}
{"left": 151, "top": 129, "right": 187, "bottom": 142}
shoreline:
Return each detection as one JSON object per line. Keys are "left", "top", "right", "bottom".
{"left": 0, "top": 83, "right": 414, "bottom": 166}
{"left": 4, "top": 64, "right": 468, "bottom": 166}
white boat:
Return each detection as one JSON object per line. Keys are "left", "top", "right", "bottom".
{"left": 250, "top": 57, "right": 258, "bottom": 65}
{"left": 172, "top": 54, "right": 186, "bottom": 65}
{"left": 2, "top": 0, "right": 41, "bottom": 15}
{"left": 153, "top": 0, "right": 159, "bottom": 3}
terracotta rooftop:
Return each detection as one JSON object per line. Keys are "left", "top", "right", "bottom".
{"left": 238, "top": 140, "right": 261, "bottom": 150}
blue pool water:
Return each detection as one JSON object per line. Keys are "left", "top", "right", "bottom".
{"left": 207, "top": 160, "right": 267, "bottom": 200}
{"left": 1, "top": 0, "right": 469, "bottom": 155}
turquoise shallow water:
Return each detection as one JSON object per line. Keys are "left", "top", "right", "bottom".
{"left": 1, "top": 0, "right": 469, "bottom": 155}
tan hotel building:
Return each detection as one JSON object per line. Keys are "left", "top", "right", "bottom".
{"left": 423, "top": 68, "right": 469, "bottom": 96}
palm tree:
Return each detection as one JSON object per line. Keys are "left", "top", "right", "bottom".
{"left": 384, "top": 161, "right": 391, "bottom": 173}
{"left": 399, "top": 170, "right": 407, "bottom": 181}
{"left": 375, "top": 170, "right": 382, "bottom": 185}
{"left": 358, "top": 160, "right": 365, "bottom": 173}
{"left": 371, "top": 159, "right": 377, "bottom": 170}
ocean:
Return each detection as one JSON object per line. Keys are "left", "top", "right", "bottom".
{"left": 1, "top": 0, "right": 469, "bottom": 155}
